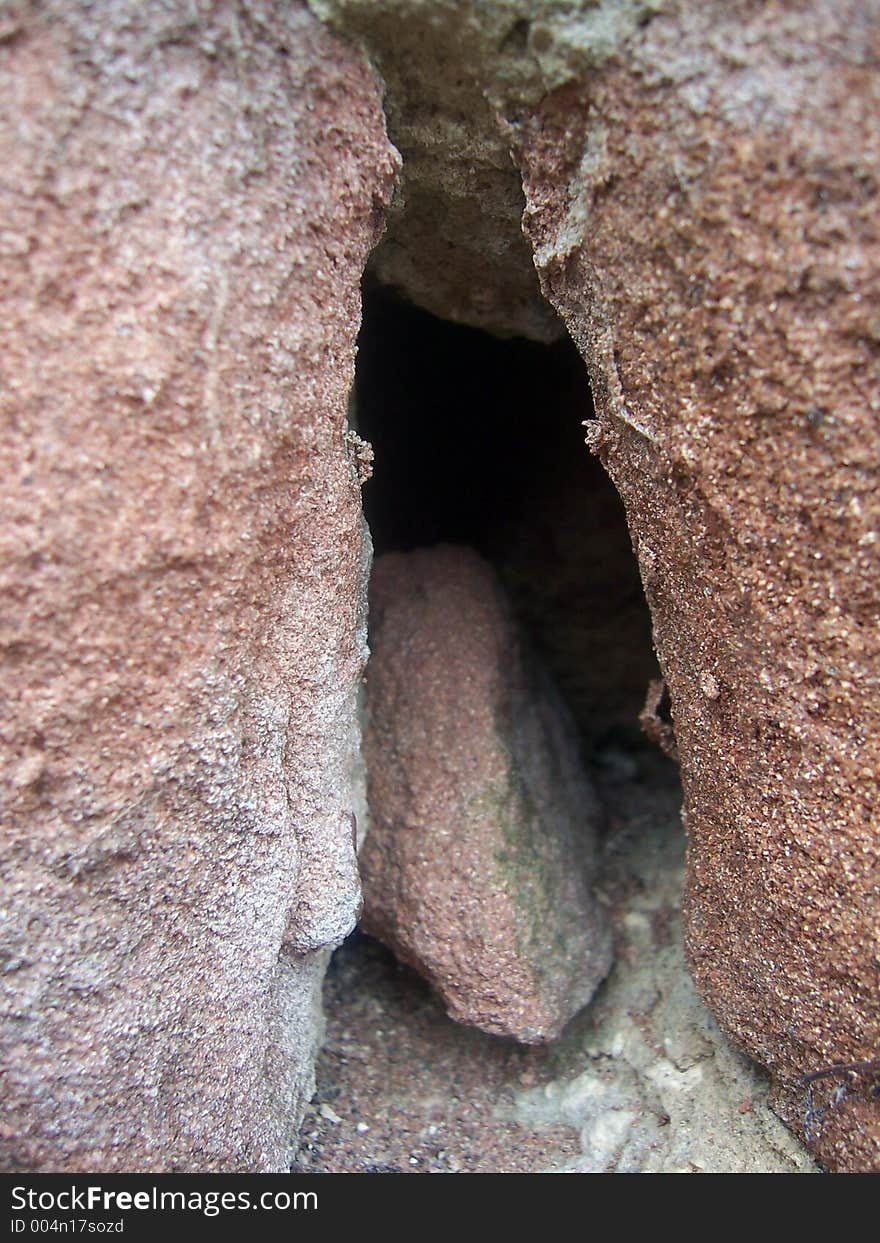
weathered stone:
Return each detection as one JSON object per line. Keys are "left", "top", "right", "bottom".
{"left": 516, "top": 0, "right": 880, "bottom": 1171}
{"left": 309, "top": 0, "right": 666, "bottom": 341}
{"left": 0, "top": 0, "right": 397, "bottom": 1171}
{"left": 361, "top": 545, "right": 612, "bottom": 1044}
{"left": 6, "top": 0, "right": 877, "bottom": 1177}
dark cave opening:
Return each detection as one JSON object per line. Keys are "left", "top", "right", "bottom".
{"left": 303, "top": 282, "right": 691, "bottom": 1173}
{"left": 354, "top": 278, "right": 661, "bottom": 764}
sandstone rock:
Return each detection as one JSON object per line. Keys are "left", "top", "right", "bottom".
{"left": 361, "top": 545, "right": 612, "bottom": 1044}
{"left": 311, "top": 0, "right": 667, "bottom": 343}
{"left": 0, "top": 0, "right": 397, "bottom": 1171}
{"left": 515, "top": 0, "right": 880, "bottom": 1171}
{"left": 6, "top": 0, "right": 876, "bottom": 1177}
{"left": 309, "top": 0, "right": 558, "bottom": 341}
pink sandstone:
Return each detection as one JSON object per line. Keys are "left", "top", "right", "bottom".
{"left": 0, "top": 0, "right": 398, "bottom": 1171}
{"left": 361, "top": 545, "right": 612, "bottom": 1044}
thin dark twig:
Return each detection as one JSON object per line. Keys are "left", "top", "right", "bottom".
{"left": 797, "top": 1059, "right": 880, "bottom": 1088}
{"left": 799, "top": 1059, "right": 880, "bottom": 1142}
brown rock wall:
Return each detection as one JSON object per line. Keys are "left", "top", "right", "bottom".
{"left": 0, "top": 0, "right": 397, "bottom": 1171}
{"left": 517, "top": 0, "right": 880, "bottom": 1170}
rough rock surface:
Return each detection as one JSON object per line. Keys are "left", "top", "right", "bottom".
{"left": 516, "top": 0, "right": 880, "bottom": 1171}
{"left": 309, "top": 0, "right": 665, "bottom": 341}
{"left": 0, "top": 0, "right": 397, "bottom": 1171}
{"left": 361, "top": 545, "right": 612, "bottom": 1043}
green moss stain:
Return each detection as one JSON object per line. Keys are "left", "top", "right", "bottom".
{"left": 469, "top": 772, "right": 571, "bottom": 997}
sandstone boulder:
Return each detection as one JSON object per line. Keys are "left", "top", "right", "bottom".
{"left": 361, "top": 545, "right": 612, "bottom": 1044}
{"left": 0, "top": 0, "right": 397, "bottom": 1171}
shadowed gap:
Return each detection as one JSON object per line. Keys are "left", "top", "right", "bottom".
{"left": 354, "top": 279, "right": 662, "bottom": 764}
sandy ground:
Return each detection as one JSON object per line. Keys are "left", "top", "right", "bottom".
{"left": 294, "top": 756, "right": 817, "bottom": 1174}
